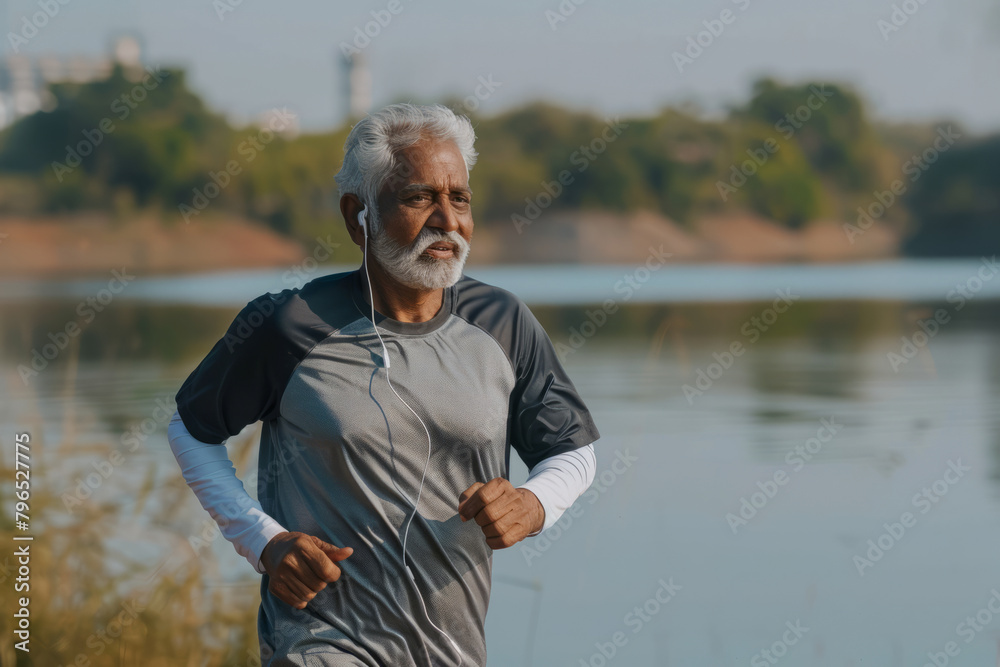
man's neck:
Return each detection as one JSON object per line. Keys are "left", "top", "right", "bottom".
{"left": 361, "top": 260, "right": 444, "bottom": 323}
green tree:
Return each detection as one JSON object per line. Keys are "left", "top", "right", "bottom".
{"left": 903, "top": 135, "right": 1000, "bottom": 256}
{"left": 735, "top": 78, "right": 883, "bottom": 194}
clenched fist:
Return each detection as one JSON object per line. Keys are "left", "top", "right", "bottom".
{"left": 261, "top": 531, "right": 353, "bottom": 610}
{"left": 458, "top": 478, "right": 545, "bottom": 549}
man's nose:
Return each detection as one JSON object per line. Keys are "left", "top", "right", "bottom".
{"left": 427, "top": 198, "right": 461, "bottom": 233}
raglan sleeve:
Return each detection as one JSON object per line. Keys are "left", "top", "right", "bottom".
{"left": 175, "top": 292, "right": 293, "bottom": 444}
{"left": 508, "top": 298, "right": 601, "bottom": 471}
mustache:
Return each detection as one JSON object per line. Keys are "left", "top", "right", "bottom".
{"left": 410, "top": 228, "right": 470, "bottom": 255}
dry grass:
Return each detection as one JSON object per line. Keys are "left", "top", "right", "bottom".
{"left": 0, "top": 348, "right": 266, "bottom": 667}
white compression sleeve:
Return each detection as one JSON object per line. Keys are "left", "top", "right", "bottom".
{"left": 517, "top": 443, "right": 596, "bottom": 535}
{"left": 167, "top": 410, "right": 287, "bottom": 574}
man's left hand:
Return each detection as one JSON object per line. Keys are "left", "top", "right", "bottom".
{"left": 458, "top": 478, "right": 545, "bottom": 549}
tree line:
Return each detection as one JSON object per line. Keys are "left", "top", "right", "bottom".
{"left": 0, "top": 64, "right": 994, "bottom": 257}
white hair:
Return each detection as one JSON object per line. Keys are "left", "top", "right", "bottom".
{"left": 334, "top": 103, "right": 478, "bottom": 233}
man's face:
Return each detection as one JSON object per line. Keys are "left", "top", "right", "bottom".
{"left": 368, "top": 138, "right": 474, "bottom": 290}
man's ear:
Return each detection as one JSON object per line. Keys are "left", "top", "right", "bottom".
{"left": 340, "top": 194, "right": 366, "bottom": 248}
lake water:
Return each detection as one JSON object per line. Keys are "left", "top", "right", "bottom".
{"left": 4, "top": 260, "right": 1000, "bottom": 666}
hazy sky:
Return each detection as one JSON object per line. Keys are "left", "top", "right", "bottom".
{"left": 3, "top": 0, "right": 999, "bottom": 134}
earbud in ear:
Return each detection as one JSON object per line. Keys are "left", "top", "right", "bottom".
{"left": 358, "top": 207, "right": 368, "bottom": 237}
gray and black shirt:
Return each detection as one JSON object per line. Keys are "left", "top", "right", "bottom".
{"left": 175, "top": 269, "right": 600, "bottom": 666}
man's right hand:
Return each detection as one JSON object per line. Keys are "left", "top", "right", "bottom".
{"left": 260, "top": 531, "right": 353, "bottom": 610}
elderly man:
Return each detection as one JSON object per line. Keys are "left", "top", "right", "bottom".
{"left": 167, "top": 103, "right": 600, "bottom": 666}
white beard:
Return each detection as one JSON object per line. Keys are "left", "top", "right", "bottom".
{"left": 368, "top": 225, "right": 471, "bottom": 290}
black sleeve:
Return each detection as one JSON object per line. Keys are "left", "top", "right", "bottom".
{"left": 507, "top": 299, "right": 600, "bottom": 470}
{"left": 175, "top": 292, "right": 297, "bottom": 444}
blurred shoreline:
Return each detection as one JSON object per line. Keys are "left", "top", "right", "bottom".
{"left": 0, "top": 209, "right": 901, "bottom": 278}
{"left": 0, "top": 214, "right": 305, "bottom": 278}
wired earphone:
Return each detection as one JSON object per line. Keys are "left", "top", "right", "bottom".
{"left": 358, "top": 205, "right": 464, "bottom": 666}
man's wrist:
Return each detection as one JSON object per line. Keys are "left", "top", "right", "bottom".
{"left": 252, "top": 521, "right": 289, "bottom": 574}
{"left": 517, "top": 445, "right": 596, "bottom": 536}
{"left": 517, "top": 488, "right": 546, "bottom": 536}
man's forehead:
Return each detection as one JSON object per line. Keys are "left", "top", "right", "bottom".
{"left": 383, "top": 141, "right": 470, "bottom": 193}
{"left": 396, "top": 139, "right": 465, "bottom": 170}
